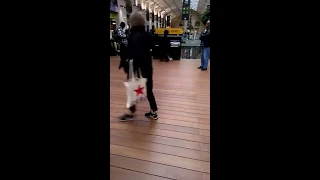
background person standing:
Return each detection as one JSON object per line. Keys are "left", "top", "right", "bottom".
{"left": 159, "top": 30, "right": 171, "bottom": 62}
{"left": 198, "top": 20, "right": 211, "bottom": 71}
{"left": 116, "top": 22, "right": 128, "bottom": 69}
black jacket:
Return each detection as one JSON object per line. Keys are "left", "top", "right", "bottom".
{"left": 199, "top": 28, "right": 210, "bottom": 47}
{"left": 160, "top": 36, "right": 170, "bottom": 51}
{"left": 119, "top": 26, "right": 153, "bottom": 77}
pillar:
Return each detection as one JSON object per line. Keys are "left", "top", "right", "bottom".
{"left": 131, "top": 0, "right": 138, "bottom": 13}
{"left": 151, "top": 10, "right": 154, "bottom": 29}
{"left": 159, "top": 14, "right": 161, "bottom": 28}
{"left": 145, "top": 2, "right": 149, "bottom": 32}
{"left": 117, "top": 0, "right": 127, "bottom": 28}
{"left": 154, "top": 13, "right": 157, "bottom": 28}
{"left": 163, "top": 15, "right": 165, "bottom": 28}
{"left": 183, "top": 18, "right": 187, "bottom": 32}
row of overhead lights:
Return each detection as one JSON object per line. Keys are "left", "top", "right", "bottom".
{"left": 112, "top": 0, "right": 169, "bottom": 19}
{"left": 133, "top": 0, "right": 167, "bottom": 14}
{"left": 119, "top": 0, "right": 167, "bottom": 18}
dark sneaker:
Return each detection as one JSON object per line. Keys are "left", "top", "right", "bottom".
{"left": 145, "top": 111, "right": 158, "bottom": 120}
{"left": 197, "top": 66, "right": 203, "bottom": 69}
{"left": 201, "top": 68, "right": 207, "bottom": 71}
{"left": 119, "top": 113, "right": 134, "bottom": 121}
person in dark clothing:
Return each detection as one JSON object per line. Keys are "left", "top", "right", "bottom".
{"left": 159, "top": 30, "right": 171, "bottom": 62}
{"left": 118, "top": 11, "right": 158, "bottom": 121}
{"left": 116, "top": 22, "right": 128, "bottom": 65}
{"left": 125, "top": 29, "right": 130, "bottom": 36}
{"left": 198, "top": 20, "right": 211, "bottom": 71}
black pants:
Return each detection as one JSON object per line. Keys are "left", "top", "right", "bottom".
{"left": 160, "top": 53, "right": 170, "bottom": 61}
{"left": 119, "top": 44, "right": 127, "bottom": 62}
{"left": 128, "top": 74, "right": 158, "bottom": 113}
{"left": 160, "top": 48, "right": 170, "bottom": 61}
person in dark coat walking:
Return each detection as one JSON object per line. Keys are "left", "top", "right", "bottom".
{"left": 118, "top": 11, "right": 158, "bottom": 121}
{"left": 159, "top": 30, "right": 171, "bottom": 62}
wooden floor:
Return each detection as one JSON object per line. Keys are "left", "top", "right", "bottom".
{"left": 110, "top": 56, "right": 210, "bottom": 180}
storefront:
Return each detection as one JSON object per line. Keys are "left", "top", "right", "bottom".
{"left": 110, "top": 12, "right": 117, "bottom": 30}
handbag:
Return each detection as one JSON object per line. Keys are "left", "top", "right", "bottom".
{"left": 124, "top": 60, "right": 147, "bottom": 108}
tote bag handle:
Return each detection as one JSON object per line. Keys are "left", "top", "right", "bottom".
{"left": 128, "top": 59, "right": 143, "bottom": 79}
{"left": 128, "top": 59, "right": 135, "bottom": 79}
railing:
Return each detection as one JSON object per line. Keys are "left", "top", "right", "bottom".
{"left": 181, "top": 46, "right": 201, "bottom": 59}
{"left": 180, "top": 37, "right": 202, "bottom": 59}
{"left": 181, "top": 34, "right": 200, "bottom": 41}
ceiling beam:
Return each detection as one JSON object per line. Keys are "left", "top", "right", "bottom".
{"left": 171, "top": 0, "right": 182, "bottom": 16}
{"left": 197, "top": 0, "right": 209, "bottom": 13}
{"left": 162, "top": 0, "right": 179, "bottom": 17}
{"left": 149, "top": 1, "right": 166, "bottom": 15}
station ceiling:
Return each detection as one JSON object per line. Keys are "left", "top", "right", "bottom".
{"left": 147, "top": 0, "right": 210, "bottom": 18}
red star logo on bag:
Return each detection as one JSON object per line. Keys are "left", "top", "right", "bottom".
{"left": 134, "top": 85, "right": 144, "bottom": 95}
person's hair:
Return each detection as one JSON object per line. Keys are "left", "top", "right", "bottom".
{"left": 130, "top": 11, "right": 146, "bottom": 27}
{"left": 120, "top": 22, "right": 125, "bottom": 27}
{"left": 164, "top": 30, "right": 169, "bottom": 37}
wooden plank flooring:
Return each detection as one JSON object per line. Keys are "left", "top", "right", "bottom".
{"left": 110, "top": 57, "right": 210, "bottom": 180}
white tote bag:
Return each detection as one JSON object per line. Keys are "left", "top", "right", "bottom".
{"left": 124, "top": 60, "right": 147, "bottom": 108}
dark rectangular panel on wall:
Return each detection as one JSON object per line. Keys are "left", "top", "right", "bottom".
{"left": 166, "top": 15, "right": 170, "bottom": 26}
{"left": 152, "top": 12, "right": 154, "bottom": 23}
{"left": 111, "top": 0, "right": 118, "bottom": 6}
{"left": 110, "top": 0, "right": 118, "bottom": 12}
{"left": 162, "top": 18, "right": 164, "bottom": 28}
{"left": 155, "top": 14, "right": 157, "bottom": 22}
{"left": 125, "top": 0, "right": 132, "bottom": 15}
{"left": 146, "top": 7, "right": 149, "bottom": 21}
{"left": 181, "top": 0, "right": 190, "bottom": 20}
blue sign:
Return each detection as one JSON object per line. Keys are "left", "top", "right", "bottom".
{"left": 110, "top": 4, "right": 118, "bottom": 12}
